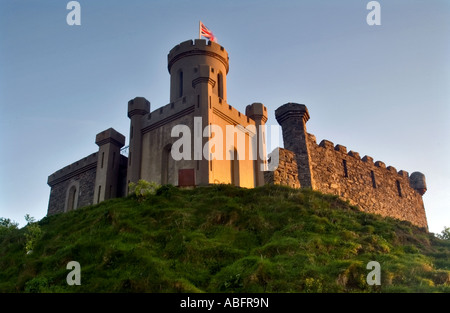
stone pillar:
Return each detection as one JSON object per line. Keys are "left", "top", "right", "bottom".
{"left": 127, "top": 97, "right": 150, "bottom": 190}
{"left": 275, "top": 103, "right": 314, "bottom": 188}
{"left": 245, "top": 102, "right": 268, "bottom": 187}
{"left": 94, "top": 128, "right": 125, "bottom": 204}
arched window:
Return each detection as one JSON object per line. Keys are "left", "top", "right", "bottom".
{"left": 66, "top": 185, "right": 77, "bottom": 212}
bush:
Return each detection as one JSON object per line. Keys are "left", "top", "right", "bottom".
{"left": 128, "top": 180, "right": 160, "bottom": 201}
{"left": 24, "top": 215, "right": 42, "bottom": 254}
{"left": 0, "top": 217, "right": 19, "bottom": 239}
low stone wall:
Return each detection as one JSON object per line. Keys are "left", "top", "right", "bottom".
{"left": 264, "top": 148, "right": 300, "bottom": 189}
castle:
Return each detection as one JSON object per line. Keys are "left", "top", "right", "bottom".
{"left": 47, "top": 39, "right": 428, "bottom": 229}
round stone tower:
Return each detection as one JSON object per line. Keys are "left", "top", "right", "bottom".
{"left": 167, "top": 39, "right": 229, "bottom": 103}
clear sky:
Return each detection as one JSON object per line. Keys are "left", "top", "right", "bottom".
{"left": 0, "top": 0, "right": 449, "bottom": 234}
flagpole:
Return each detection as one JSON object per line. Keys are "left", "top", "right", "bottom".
{"left": 199, "top": 21, "right": 201, "bottom": 39}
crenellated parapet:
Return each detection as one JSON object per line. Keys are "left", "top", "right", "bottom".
{"left": 212, "top": 99, "right": 259, "bottom": 130}
{"left": 307, "top": 135, "right": 427, "bottom": 197}
{"left": 168, "top": 39, "right": 229, "bottom": 74}
{"left": 47, "top": 153, "right": 98, "bottom": 187}
{"left": 276, "top": 103, "right": 428, "bottom": 229}
{"left": 246, "top": 102, "right": 268, "bottom": 124}
{"left": 142, "top": 95, "right": 196, "bottom": 134}
{"left": 47, "top": 152, "right": 99, "bottom": 215}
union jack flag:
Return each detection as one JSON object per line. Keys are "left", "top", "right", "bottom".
{"left": 199, "top": 21, "right": 217, "bottom": 42}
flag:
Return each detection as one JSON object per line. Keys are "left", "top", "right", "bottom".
{"left": 199, "top": 21, "right": 217, "bottom": 42}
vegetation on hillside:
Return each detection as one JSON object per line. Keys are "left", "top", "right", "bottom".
{"left": 0, "top": 184, "right": 449, "bottom": 293}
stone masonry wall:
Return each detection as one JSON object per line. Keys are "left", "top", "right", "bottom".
{"left": 47, "top": 168, "right": 97, "bottom": 215}
{"left": 305, "top": 133, "right": 428, "bottom": 229}
{"left": 47, "top": 153, "right": 98, "bottom": 215}
{"left": 264, "top": 148, "right": 300, "bottom": 189}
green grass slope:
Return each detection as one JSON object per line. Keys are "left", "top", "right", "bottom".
{"left": 1, "top": 184, "right": 449, "bottom": 293}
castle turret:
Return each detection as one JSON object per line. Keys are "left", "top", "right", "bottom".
{"left": 166, "top": 39, "right": 230, "bottom": 186}
{"left": 94, "top": 128, "right": 125, "bottom": 204}
{"left": 246, "top": 102, "right": 268, "bottom": 186}
{"left": 127, "top": 97, "right": 150, "bottom": 188}
{"left": 168, "top": 39, "right": 229, "bottom": 103}
{"left": 410, "top": 172, "right": 427, "bottom": 196}
{"left": 275, "top": 103, "right": 314, "bottom": 188}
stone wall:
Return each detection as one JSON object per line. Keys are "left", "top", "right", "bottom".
{"left": 47, "top": 152, "right": 129, "bottom": 215}
{"left": 305, "top": 133, "right": 428, "bottom": 229}
{"left": 47, "top": 153, "right": 97, "bottom": 215}
{"left": 47, "top": 153, "right": 98, "bottom": 215}
{"left": 264, "top": 148, "right": 300, "bottom": 189}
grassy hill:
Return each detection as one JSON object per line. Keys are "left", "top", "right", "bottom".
{"left": 1, "top": 184, "right": 449, "bottom": 293}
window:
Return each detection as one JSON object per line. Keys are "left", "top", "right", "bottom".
{"left": 178, "top": 71, "right": 183, "bottom": 98}
{"left": 101, "top": 152, "right": 104, "bottom": 169}
{"left": 371, "top": 171, "right": 377, "bottom": 188}
{"left": 65, "top": 182, "right": 80, "bottom": 212}
{"left": 396, "top": 180, "right": 402, "bottom": 197}
{"left": 97, "top": 185, "right": 102, "bottom": 203}
{"left": 342, "top": 159, "right": 348, "bottom": 178}
{"left": 217, "top": 73, "right": 223, "bottom": 99}
{"left": 67, "top": 186, "right": 77, "bottom": 212}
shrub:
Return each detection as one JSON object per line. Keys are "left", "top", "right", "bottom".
{"left": 0, "top": 217, "right": 19, "bottom": 240}
{"left": 128, "top": 180, "right": 160, "bottom": 201}
{"left": 24, "top": 214, "right": 42, "bottom": 254}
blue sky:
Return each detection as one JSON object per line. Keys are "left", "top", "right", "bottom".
{"left": 0, "top": 0, "right": 449, "bottom": 234}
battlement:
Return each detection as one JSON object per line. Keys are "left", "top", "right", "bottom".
{"left": 245, "top": 103, "right": 268, "bottom": 124}
{"left": 307, "top": 134, "right": 426, "bottom": 187}
{"left": 141, "top": 94, "right": 259, "bottom": 136}
{"left": 300, "top": 132, "right": 428, "bottom": 228}
{"left": 141, "top": 94, "right": 197, "bottom": 134}
{"left": 168, "top": 39, "right": 229, "bottom": 74}
{"left": 213, "top": 98, "right": 258, "bottom": 129}
{"left": 128, "top": 97, "right": 150, "bottom": 118}
{"left": 47, "top": 153, "right": 98, "bottom": 187}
